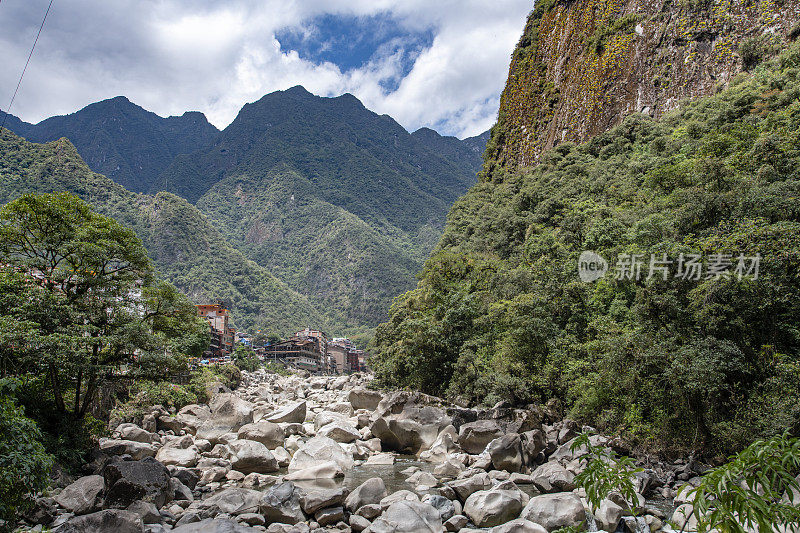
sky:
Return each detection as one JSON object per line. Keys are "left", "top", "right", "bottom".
{"left": 0, "top": 1, "right": 533, "bottom": 139}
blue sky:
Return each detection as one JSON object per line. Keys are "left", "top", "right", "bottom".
{"left": 0, "top": 1, "right": 532, "bottom": 138}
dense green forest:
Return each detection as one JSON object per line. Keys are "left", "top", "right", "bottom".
{"left": 373, "top": 42, "right": 800, "bottom": 455}
{"left": 0, "top": 131, "right": 326, "bottom": 335}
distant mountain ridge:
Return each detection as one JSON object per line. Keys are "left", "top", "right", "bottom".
{"left": 2, "top": 97, "right": 219, "bottom": 193}
{"left": 2, "top": 89, "right": 488, "bottom": 330}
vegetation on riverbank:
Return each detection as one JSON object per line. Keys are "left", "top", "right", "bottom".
{"left": 373, "top": 42, "right": 800, "bottom": 456}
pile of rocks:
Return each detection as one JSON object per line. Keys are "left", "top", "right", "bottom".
{"left": 19, "top": 370, "right": 700, "bottom": 532}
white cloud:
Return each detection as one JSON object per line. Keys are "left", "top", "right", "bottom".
{"left": 0, "top": 0, "right": 532, "bottom": 138}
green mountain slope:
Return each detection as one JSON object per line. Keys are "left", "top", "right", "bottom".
{"left": 180, "top": 87, "right": 485, "bottom": 327}
{"left": 2, "top": 97, "right": 219, "bottom": 194}
{"left": 373, "top": 42, "right": 800, "bottom": 453}
{"left": 0, "top": 129, "right": 326, "bottom": 335}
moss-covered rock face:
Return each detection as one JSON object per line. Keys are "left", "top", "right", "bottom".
{"left": 484, "top": 0, "right": 800, "bottom": 177}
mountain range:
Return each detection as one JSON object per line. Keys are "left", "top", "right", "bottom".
{"left": 1, "top": 88, "right": 487, "bottom": 332}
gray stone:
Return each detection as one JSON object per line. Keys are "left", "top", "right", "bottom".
{"left": 530, "top": 461, "right": 575, "bottom": 493}
{"left": 229, "top": 439, "right": 279, "bottom": 474}
{"left": 463, "top": 489, "right": 524, "bottom": 528}
{"left": 237, "top": 420, "right": 285, "bottom": 448}
{"left": 448, "top": 472, "right": 492, "bottom": 502}
{"left": 172, "top": 518, "right": 260, "bottom": 532}
{"left": 422, "top": 494, "right": 456, "bottom": 521}
{"left": 199, "top": 487, "right": 262, "bottom": 515}
{"left": 288, "top": 436, "right": 353, "bottom": 472}
{"left": 444, "top": 514, "right": 469, "bottom": 532}
{"left": 99, "top": 439, "right": 158, "bottom": 460}
{"left": 348, "top": 389, "right": 382, "bottom": 410}
{"left": 103, "top": 457, "right": 172, "bottom": 509}
{"left": 487, "top": 433, "right": 525, "bottom": 472}
{"left": 490, "top": 518, "right": 548, "bottom": 533}
{"left": 126, "top": 501, "right": 161, "bottom": 524}
{"left": 349, "top": 514, "right": 371, "bottom": 532}
{"left": 520, "top": 492, "right": 586, "bottom": 531}
{"left": 344, "top": 477, "right": 387, "bottom": 512}
{"left": 314, "top": 506, "right": 344, "bottom": 526}
{"left": 299, "top": 487, "right": 347, "bottom": 515}
{"left": 259, "top": 481, "right": 304, "bottom": 525}
{"left": 264, "top": 401, "right": 306, "bottom": 424}
{"left": 457, "top": 420, "right": 504, "bottom": 454}
{"left": 57, "top": 509, "right": 144, "bottom": 533}
{"left": 318, "top": 420, "right": 360, "bottom": 443}
{"left": 54, "top": 475, "right": 105, "bottom": 515}
{"left": 370, "top": 500, "right": 443, "bottom": 533}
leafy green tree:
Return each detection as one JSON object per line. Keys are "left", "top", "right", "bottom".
{"left": 0, "top": 384, "right": 53, "bottom": 532}
{"left": 0, "top": 193, "right": 207, "bottom": 421}
{"left": 684, "top": 433, "right": 800, "bottom": 532}
{"left": 571, "top": 433, "right": 642, "bottom": 518}
{"left": 233, "top": 344, "right": 260, "bottom": 372}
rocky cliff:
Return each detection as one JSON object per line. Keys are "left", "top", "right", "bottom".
{"left": 484, "top": 0, "right": 800, "bottom": 175}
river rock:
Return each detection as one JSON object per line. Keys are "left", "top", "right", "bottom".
{"left": 174, "top": 404, "right": 211, "bottom": 435}
{"left": 370, "top": 500, "right": 443, "bottom": 533}
{"left": 56, "top": 509, "right": 143, "bottom": 533}
{"left": 299, "top": 487, "right": 347, "bottom": 514}
{"left": 318, "top": 420, "right": 360, "bottom": 443}
{"left": 422, "top": 494, "right": 456, "bottom": 521}
{"left": 283, "top": 460, "right": 343, "bottom": 480}
{"left": 155, "top": 446, "right": 198, "bottom": 468}
{"left": 288, "top": 435, "right": 353, "bottom": 472}
{"left": 115, "top": 423, "right": 156, "bottom": 444}
{"left": 103, "top": 457, "right": 172, "bottom": 509}
{"left": 209, "top": 393, "right": 254, "bottom": 430}
{"left": 530, "top": 461, "right": 575, "bottom": 493}
{"left": 259, "top": 481, "right": 304, "bottom": 525}
{"left": 448, "top": 472, "right": 492, "bottom": 502}
{"left": 487, "top": 433, "right": 525, "bottom": 472}
{"left": 490, "top": 518, "right": 548, "bottom": 533}
{"left": 199, "top": 487, "right": 262, "bottom": 515}
{"left": 314, "top": 506, "right": 344, "bottom": 526}
{"left": 349, "top": 514, "right": 371, "bottom": 532}
{"left": 457, "top": 420, "right": 503, "bottom": 454}
{"left": 519, "top": 492, "right": 586, "bottom": 530}
{"left": 594, "top": 498, "right": 624, "bottom": 532}
{"left": 344, "top": 477, "right": 387, "bottom": 512}
{"left": 348, "top": 388, "right": 382, "bottom": 410}
{"left": 463, "top": 489, "right": 524, "bottom": 527}
{"left": 237, "top": 420, "right": 284, "bottom": 448}
{"left": 172, "top": 518, "right": 260, "bottom": 532}
{"left": 125, "top": 500, "right": 161, "bottom": 524}
{"left": 263, "top": 401, "right": 306, "bottom": 424}
{"left": 228, "top": 439, "right": 279, "bottom": 474}
{"left": 99, "top": 438, "right": 158, "bottom": 460}
{"left": 54, "top": 475, "right": 105, "bottom": 515}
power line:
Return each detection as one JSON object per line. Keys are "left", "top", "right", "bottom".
{"left": 0, "top": 0, "right": 55, "bottom": 132}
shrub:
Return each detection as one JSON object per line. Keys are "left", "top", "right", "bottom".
{"left": 0, "top": 397, "right": 53, "bottom": 531}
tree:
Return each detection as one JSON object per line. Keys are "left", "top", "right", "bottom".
{"left": 0, "top": 193, "right": 207, "bottom": 420}
{"left": 0, "top": 386, "right": 53, "bottom": 532}
{"left": 233, "top": 344, "right": 260, "bottom": 372}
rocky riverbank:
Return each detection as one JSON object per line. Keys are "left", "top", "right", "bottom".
{"left": 19, "top": 371, "right": 706, "bottom": 532}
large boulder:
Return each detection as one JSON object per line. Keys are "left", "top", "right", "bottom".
{"left": 463, "top": 489, "right": 524, "bottom": 528}
{"left": 98, "top": 438, "right": 158, "bottom": 460}
{"left": 370, "top": 392, "right": 452, "bottom": 454}
{"left": 422, "top": 494, "right": 456, "bottom": 521}
{"left": 530, "top": 461, "right": 575, "bottom": 493}
{"left": 457, "top": 420, "right": 504, "bottom": 454}
{"left": 229, "top": 440, "right": 279, "bottom": 474}
{"left": 155, "top": 446, "right": 198, "bottom": 468}
{"left": 348, "top": 388, "right": 382, "bottom": 410}
{"left": 487, "top": 433, "right": 525, "bottom": 472}
{"left": 520, "top": 429, "right": 547, "bottom": 465}
{"left": 288, "top": 436, "right": 353, "bottom": 473}
{"left": 172, "top": 518, "right": 260, "bottom": 532}
{"left": 102, "top": 457, "right": 172, "bottom": 509}
{"left": 174, "top": 404, "right": 211, "bottom": 435}
{"left": 283, "top": 460, "right": 343, "bottom": 480}
{"left": 318, "top": 420, "right": 360, "bottom": 443}
{"left": 237, "top": 420, "right": 284, "bottom": 448}
{"left": 114, "top": 423, "right": 156, "bottom": 444}
{"left": 57, "top": 509, "right": 143, "bottom": 533}
{"left": 209, "top": 393, "right": 254, "bottom": 429}
{"left": 199, "top": 488, "right": 262, "bottom": 515}
{"left": 263, "top": 401, "right": 306, "bottom": 424}
{"left": 344, "top": 477, "right": 387, "bottom": 512}
{"left": 370, "top": 500, "right": 443, "bottom": 533}
{"left": 299, "top": 487, "right": 347, "bottom": 515}
{"left": 54, "top": 475, "right": 105, "bottom": 515}
{"left": 520, "top": 493, "right": 586, "bottom": 531}
{"left": 258, "top": 481, "right": 304, "bottom": 525}
{"left": 448, "top": 472, "right": 493, "bottom": 502}
{"left": 490, "top": 518, "right": 548, "bottom": 533}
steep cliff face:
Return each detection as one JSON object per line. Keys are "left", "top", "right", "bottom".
{"left": 484, "top": 0, "right": 800, "bottom": 175}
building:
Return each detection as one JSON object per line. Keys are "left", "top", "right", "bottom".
{"left": 196, "top": 304, "right": 234, "bottom": 358}
{"left": 329, "top": 337, "right": 368, "bottom": 374}
{"left": 295, "top": 328, "right": 330, "bottom": 372}
{"left": 263, "top": 337, "right": 323, "bottom": 372}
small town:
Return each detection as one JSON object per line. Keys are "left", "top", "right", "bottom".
{"left": 195, "top": 304, "right": 368, "bottom": 374}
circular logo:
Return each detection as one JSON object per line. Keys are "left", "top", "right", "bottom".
{"left": 578, "top": 251, "right": 608, "bottom": 282}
